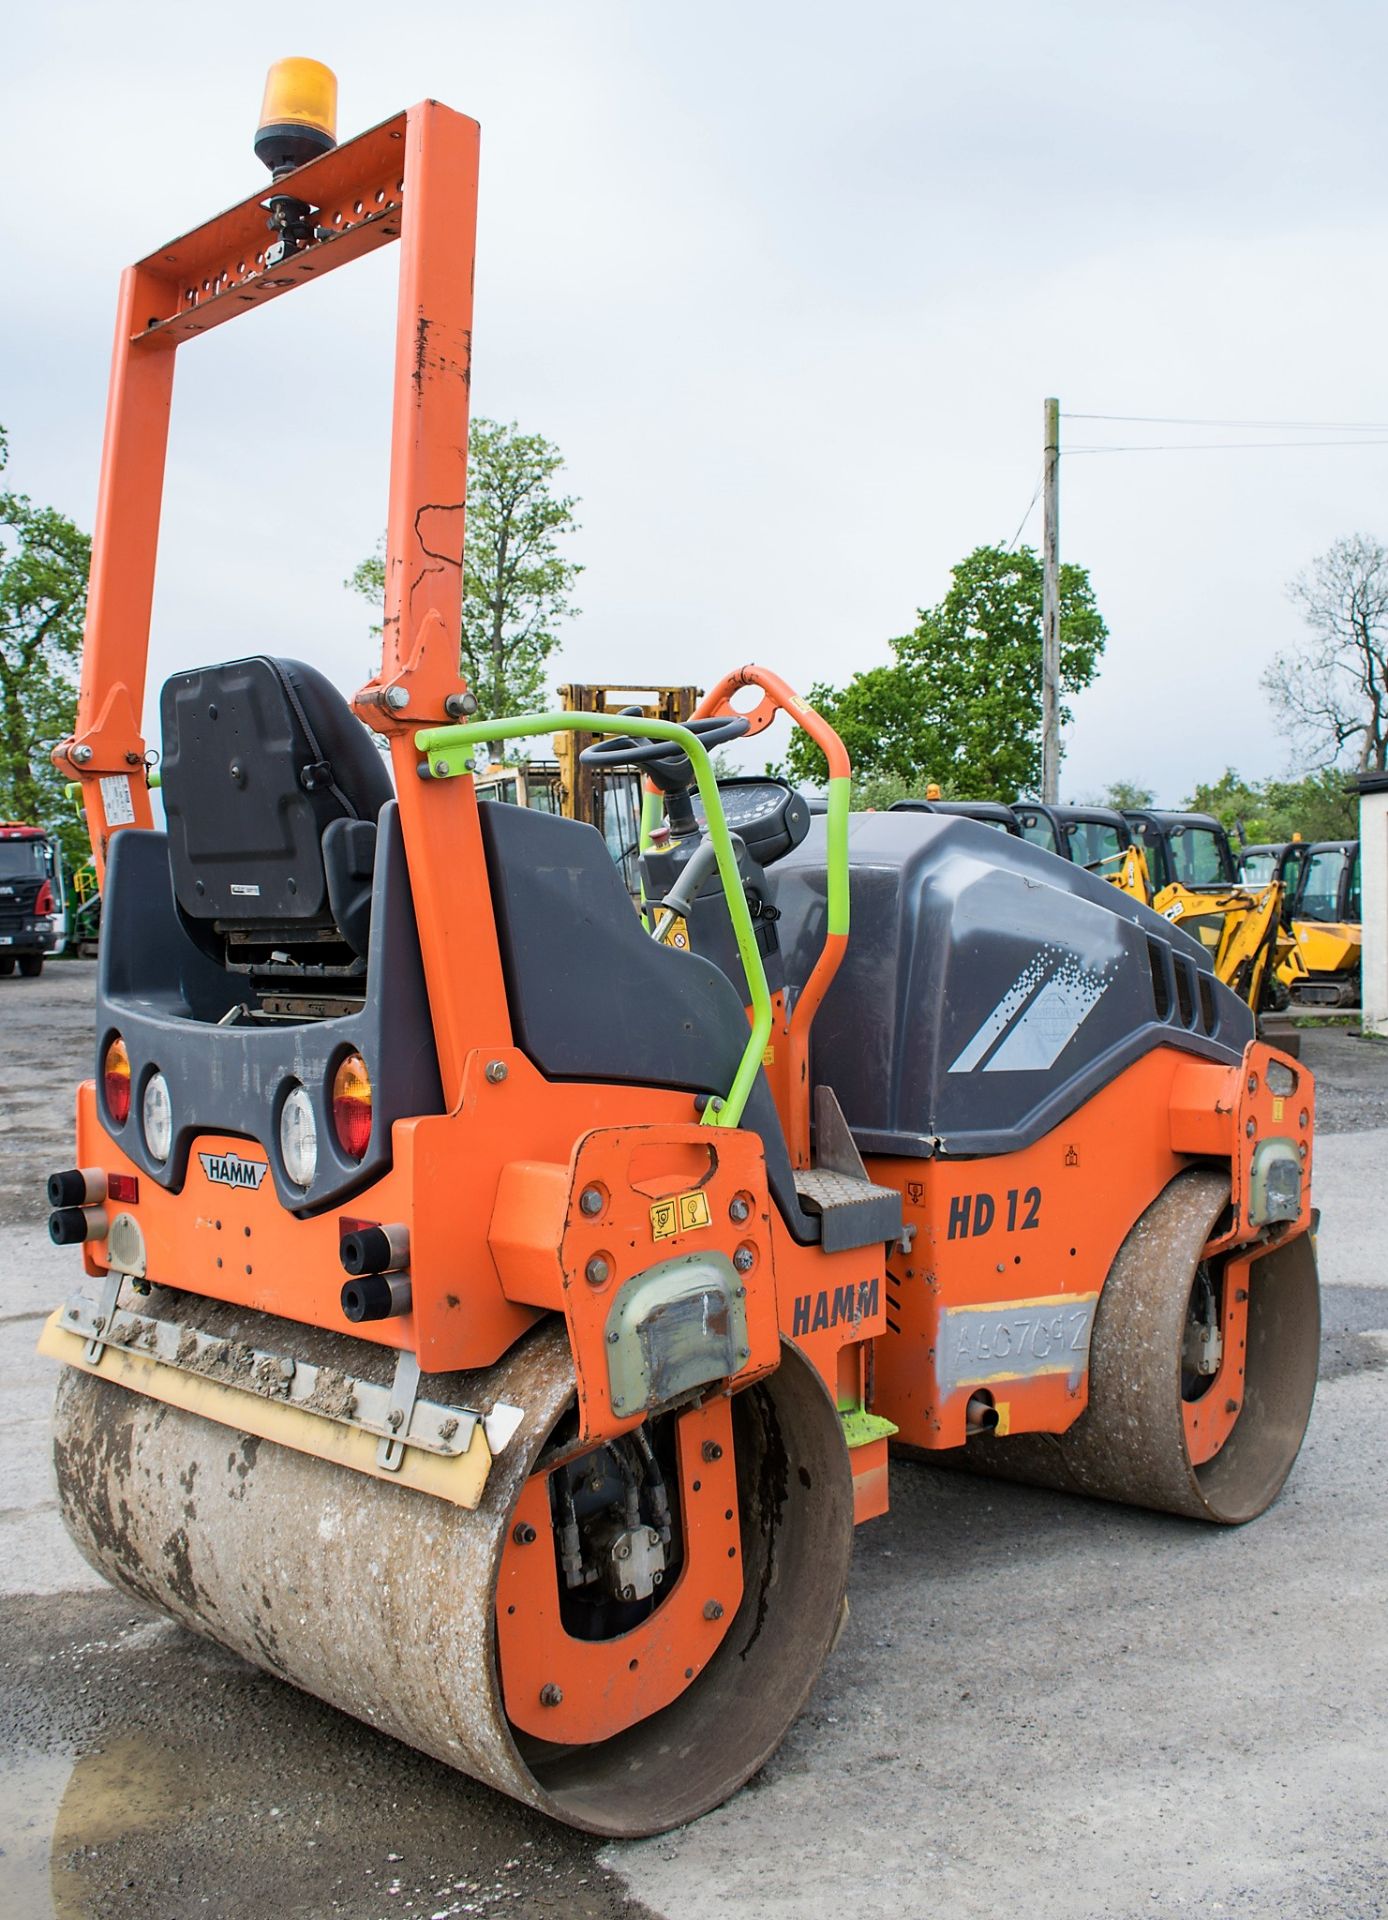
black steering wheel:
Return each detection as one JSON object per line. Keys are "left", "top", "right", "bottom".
{"left": 579, "top": 711, "right": 750, "bottom": 795}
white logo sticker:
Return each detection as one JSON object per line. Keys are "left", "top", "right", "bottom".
{"left": 198, "top": 1151, "right": 269, "bottom": 1190}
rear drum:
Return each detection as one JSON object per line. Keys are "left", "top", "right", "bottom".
{"left": 949, "top": 1170, "right": 1320, "bottom": 1523}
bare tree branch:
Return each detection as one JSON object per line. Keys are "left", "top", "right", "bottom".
{"left": 1265, "top": 534, "right": 1388, "bottom": 772}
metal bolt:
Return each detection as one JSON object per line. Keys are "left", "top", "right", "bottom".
{"left": 737, "top": 1346, "right": 750, "bottom": 1362}
{"left": 652, "top": 1570, "right": 663, "bottom": 1585}
{"left": 735, "top": 1285, "right": 746, "bottom": 1299}
{"left": 729, "top": 1195, "right": 751, "bottom": 1224}
{"left": 387, "top": 1408, "right": 404, "bottom": 1430}
{"left": 701, "top": 1440, "right": 723, "bottom": 1462}
{"left": 579, "top": 1186, "right": 604, "bottom": 1216}
{"left": 1299, "top": 1142, "right": 1309, "bottom": 1160}
{"left": 434, "top": 759, "right": 450, "bottom": 777}
{"left": 512, "top": 1522, "right": 537, "bottom": 1546}
{"left": 484, "top": 1060, "right": 508, "bottom": 1084}
{"left": 732, "top": 1246, "right": 754, "bottom": 1274}
{"left": 1299, "top": 1109, "right": 1309, "bottom": 1129}
{"left": 1247, "top": 1072, "right": 1259, "bottom": 1094}
{"left": 617, "top": 1542, "right": 630, "bottom": 1560}
{"left": 444, "top": 691, "right": 479, "bottom": 718}
{"left": 383, "top": 686, "right": 410, "bottom": 711}
{"left": 70, "top": 745, "right": 93, "bottom": 765}
{"left": 586, "top": 1255, "right": 611, "bottom": 1286}
{"left": 621, "top": 1585, "right": 635, "bottom": 1601}
{"left": 607, "top": 1330, "right": 620, "bottom": 1345}
{"left": 703, "top": 1600, "right": 724, "bottom": 1621}
{"left": 1245, "top": 1119, "right": 1256, "bottom": 1138}
{"left": 539, "top": 1683, "right": 563, "bottom": 1707}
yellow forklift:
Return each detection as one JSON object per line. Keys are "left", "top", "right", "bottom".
{"left": 475, "top": 683, "right": 701, "bottom": 893}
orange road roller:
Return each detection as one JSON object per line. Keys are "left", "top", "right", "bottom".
{"left": 43, "top": 64, "right": 1320, "bottom": 1836}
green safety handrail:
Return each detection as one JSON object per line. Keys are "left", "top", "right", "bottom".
{"left": 414, "top": 711, "right": 773, "bottom": 1130}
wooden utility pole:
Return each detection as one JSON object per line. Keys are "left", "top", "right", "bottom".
{"left": 1041, "top": 396, "right": 1061, "bottom": 803}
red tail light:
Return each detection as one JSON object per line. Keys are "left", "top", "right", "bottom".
{"left": 35, "top": 880, "right": 54, "bottom": 915}
{"left": 104, "top": 1036, "right": 132, "bottom": 1124}
{"left": 331, "top": 1053, "right": 372, "bottom": 1160}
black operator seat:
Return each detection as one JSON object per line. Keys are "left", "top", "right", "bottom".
{"left": 160, "top": 655, "right": 394, "bottom": 966}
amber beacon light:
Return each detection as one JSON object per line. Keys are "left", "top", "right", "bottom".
{"left": 254, "top": 57, "right": 338, "bottom": 177}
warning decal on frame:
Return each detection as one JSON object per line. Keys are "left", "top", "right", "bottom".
{"left": 650, "top": 1188, "right": 713, "bottom": 1239}
{"left": 99, "top": 774, "right": 136, "bottom": 827}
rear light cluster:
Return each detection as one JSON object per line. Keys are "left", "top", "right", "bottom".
{"left": 103, "top": 1037, "right": 131, "bottom": 1123}
{"left": 332, "top": 1052, "right": 373, "bottom": 1160}
{"left": 278, "top": 1052, "right": 372, "bottom": 1191}
{"left": 102, "top": 1032, "right": 373, "bottom": 1191}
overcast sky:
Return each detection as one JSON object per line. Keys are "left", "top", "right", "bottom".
{"left": 6, "top": 0, "right": 1388, "bottom": 802}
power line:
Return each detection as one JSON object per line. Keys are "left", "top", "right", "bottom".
{"left": 1066, "top": 437, "right": 1388, "bottom": 454}
{"left": 1062, "top": 412, "right": 1388, "bottom": 431}
{"left": 1003, "top": 465, "right": 1043, "bottom": 548}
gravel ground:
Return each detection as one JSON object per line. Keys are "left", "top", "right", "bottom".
{"left": 1, "top": 963, "right": 1384, "bottom": 1920}
{"left": 1289, "top": 1025, "right": 1388, "bottom": 1133}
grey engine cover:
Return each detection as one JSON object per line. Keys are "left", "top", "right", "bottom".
{"left": 773, "top": 812, "right": 1250, "bottom": 1161}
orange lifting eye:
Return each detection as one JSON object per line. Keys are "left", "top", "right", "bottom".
{"left": 331, "top": 1052, "right": 372, "bottom": 1160}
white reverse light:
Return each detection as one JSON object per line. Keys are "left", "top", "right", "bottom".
{"left": 142, "top": 1072, "right": 173, "bottom": 1164}
{"left": 280, "top": 1084, "right": 319, "bottom": 1190}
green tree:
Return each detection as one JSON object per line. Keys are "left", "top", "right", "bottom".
{"left": 782, "top": 545, "right": 1107, "bottom": 797}
{"left": 1100, "top": 779, "right": 1155, "bottom": 811}
{"left": 349, "top": 417, "right": 580, "bottom": 756}
{"left": 1186, "top": 767, "right": 1356, "bottom": 844}
{"left": 850, "top": 769, "right": 923, "bottom": 811}
{"left": 0, "top": 426, "right": 91, "bottom": 847}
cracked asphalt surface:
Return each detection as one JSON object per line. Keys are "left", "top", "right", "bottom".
{"left": 2, "top": 963, "right": 1385, "bottom": 1919}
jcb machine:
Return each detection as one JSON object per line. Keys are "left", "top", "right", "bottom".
{"left": 1281, "top": 839, "right": 1362, "bottom": 1008}
{"left": 1043, "top": 805, "right": 1291, "bottom": 1019}
{"left": 43, "top": 66, "right": 1320, "bottom": 1837}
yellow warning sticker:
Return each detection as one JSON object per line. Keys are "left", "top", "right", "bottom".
{"left": 1271, "top": 1096, "right": 1285, "bottom": 1122}
{"left": 762, "top": 1043, "right": 776, "bottom": 1066}
{"left": 679, "top": 1190, "right": 711, "bottom": 1232}
{"left": 660, "top": 915, "right": 690, "bottom": 951}
{"left": 650, "top": 1189, "right": 712, "bottom": 1239}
